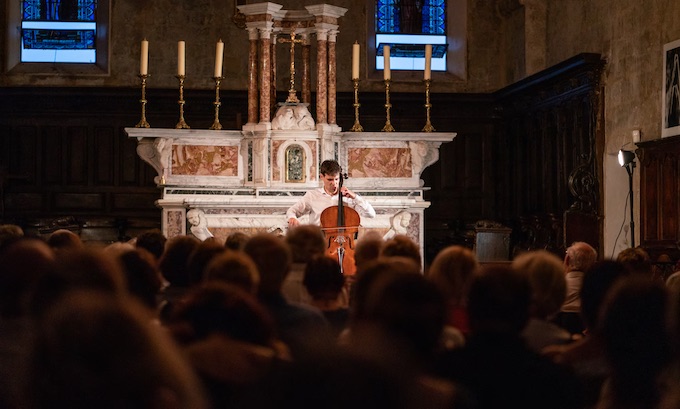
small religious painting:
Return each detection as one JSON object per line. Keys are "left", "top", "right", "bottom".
{"left": 663, "top": 39, "right": 680, "bottom": 138}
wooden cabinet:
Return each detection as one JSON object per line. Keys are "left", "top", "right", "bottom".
{"left": 637, "top": 135, "right": 680, "bottom": 261}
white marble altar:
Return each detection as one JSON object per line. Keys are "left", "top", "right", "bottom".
{"left": 126, "top": 127, "right": 455, "bottom": 255}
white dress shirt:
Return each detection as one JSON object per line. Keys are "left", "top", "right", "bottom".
{"left": 286, "top": 188, "right": 376, "bottom": 226}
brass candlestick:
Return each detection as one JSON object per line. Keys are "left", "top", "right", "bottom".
{"left": 175, "top": 75, "right": 190, "bottom": 129}
{"left": 209, "top": 76, "right": 223, "bottom": 130}
{"left": 422, "top": 79, "right": 436, "bottom": 132}
{"left": 381, "top": 79, "right": 395, "bottom": 132}
{"left": 349, "top": 78, "right": 364, "bottom": 132}
{"left": 135, "top": 74, "right": 150, "bottom": 128}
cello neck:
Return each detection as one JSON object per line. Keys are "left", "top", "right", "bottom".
{"left": 337, "top": 172, "right": 345, "bottom": 226}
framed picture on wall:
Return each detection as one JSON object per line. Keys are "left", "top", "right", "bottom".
{"left": 663, "top": 39, "right": 680, "bottom": 138}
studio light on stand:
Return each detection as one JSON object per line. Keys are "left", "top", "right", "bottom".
{"left": 618, "top": 149, "right": 636, "bottom": 247}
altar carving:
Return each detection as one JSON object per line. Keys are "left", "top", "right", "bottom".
{"left": 271, "top": 104, "right": 315, "bottom": 130}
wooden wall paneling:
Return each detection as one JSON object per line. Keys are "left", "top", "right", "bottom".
{"left": 120, "top": 127, "right": 142, "bottom": 186}
{"left": 93, "top": 126, "right": 115, "bottom": 186}
{"left": 495, "top": 54, "right": 605, "bottom": 254}
{"left": 13, "top": 126, "right": 38, "bottom": 186}
{"left": 42, "top": 126, "right": 64, "bottom": 186}
{"left": 66, "top": 126, "right": 88, "bottom": 185}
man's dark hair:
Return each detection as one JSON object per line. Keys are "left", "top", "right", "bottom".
{"left": 320, "top": 160, "right": 341, "bottom": 176}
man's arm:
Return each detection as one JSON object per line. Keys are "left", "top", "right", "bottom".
{"left": 347, "top": 192, "right": 376, "bottom": 219}
{"left": 286, "top": 193, "right": 311, "bottom": 226}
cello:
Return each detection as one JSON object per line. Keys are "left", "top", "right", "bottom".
{"left": 319, "top": 170, "right": 360, "bottom": 276}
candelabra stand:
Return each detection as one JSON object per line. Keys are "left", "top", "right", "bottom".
{"left": 381, "top": 79, "right": 395, "bottom": 132}
{"left": 422, "top": 79, "right": 436, "bottom": 132}
{"left": 349, "top": 78, "right": 364, "bottom": 132}
{"left": 209, "top": 76, "right": 223, "bottom": 130}
{"left": 175, "top": 75, "right": 190, "bottom": 129}
{"left": 135, "top": 74, "right": 150, "bottom": 128}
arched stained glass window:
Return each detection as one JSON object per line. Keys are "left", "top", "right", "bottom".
{"left": 21, "top": 0, "right": 98, "bottom": 63}
{"left": 375, "top": 0, "right": 447, "bottom": 72}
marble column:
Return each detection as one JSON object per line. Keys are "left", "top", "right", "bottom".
{"left": 259, "top": 27, "right": 273, "bottom": 123}
{"left": 247, "top": 28, "right": 259, "bottom": 125}
{"left": 327, "top": 29, "right": 338, "bottom": 125}
{"left": 315, "top": 28, "right": 328, "bottom": 125}
{"left": 270, "top": 32, "right": 278, "bottom": 115}
{"left": 302, "top": 34, "right": 311, "bottom": 105}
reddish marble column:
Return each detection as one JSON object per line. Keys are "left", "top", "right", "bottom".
{"left": 259, "top": 28, "right": 272, "bottom": 123}
{"left": 247, "top": 28, "right": 259, "bottom": 125}
{"left": 302, "top": 35, "right": 311, "bottom": 105}
{"left": 327, "top": 30, "right": 338, "bottom": 125}
{"left": 270, "top": 32, "right": 277, "bottom": 114}
{"left": 316, "top": 29, "right": 328, "bottom": 125}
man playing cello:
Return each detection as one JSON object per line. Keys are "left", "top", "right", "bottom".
{"left": 286, "top": 159, "right": 376, "bottom": 227}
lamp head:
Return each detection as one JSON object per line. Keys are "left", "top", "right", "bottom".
{"left": 618, "top": 149, "right": 636, "bottom": 167}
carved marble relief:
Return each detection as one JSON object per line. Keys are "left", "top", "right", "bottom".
{"left": 347, "top": 147, "right": 412, "bottom": 178}
{"left": 166, "top": 210, "right": 184, "bottom": 238}
{"left": 172, "top": 145, "right": 239, "bottom": 176}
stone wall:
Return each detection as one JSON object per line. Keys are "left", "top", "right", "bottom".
{"left": 545, "top": 0, "right": 680, "bottom": 257}
{"left": 0, "top": 0, "right": 506, "bottom": 93}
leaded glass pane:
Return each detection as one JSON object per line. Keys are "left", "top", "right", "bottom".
{"left": 376, "top": 0, "right": 400, "bottom": 34}
{"left": 21, "top": 0, "right": 98, "bottom": 63}
{"left": 22, "top": 0, "right": 96, "bottom": 22}
{"left": 422, "top": 0, "right": 445, "bottom": 34}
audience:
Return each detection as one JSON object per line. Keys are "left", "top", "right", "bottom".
{"left": 4, "top": 224, "right": 679, "bottom": 409}
{"left": 555, "top": 241, "right": 598, "bottom": 335}
{"left": 283, "top": 224, "right": 326, "bottom": 304}
{"left": 544, "top": 260, "right": 631, "bottom": 407}
{"left": 0, "top": 237, "right": 55, "bottom": 408}
{"left": 244, "top": 233, "right": 330, "bottom": 358}
{"left": 0, "top": 224, "right": 24, "bottom": 248}
{"left": 157, "top": 235, "right": 201, "bottom": 322}
{"left": 117, "top": 248, "right": 164, "bottom": 311}
{"left": 381, "top": 234, "right": 422, "bottom": 269}
{"left": 434, "top": 265, "right": 582, "bottom": 409}
{"left": 353, "top": 230, "right": 384, "bottom": 272}
{"left": 427, "top": 245, "right": 479, "bottom": 337}
{"left": 595, "top": 276, "right": 671, "bottom": 409}
{"left": 28, "top": 290, "right": 208, "bottom": 409}
{"left": 224, "top": 231, "right": 250, "bottom": 251}
{"left": 167, "top": 282, "right": 289, "bottom": 407}
{"left": 302, "top": 255, "right": 349, "bottom": 338}
{"left": 513, "top": 250, "right": 572, "bottom": 352}
{"left": 46, "top": 228, "right": 83, "bottom": 253}
{"left": 134, "top": 228, "right": 167, "bottom": 264}
{"left": 204, "top": 250, "right": 260, "bottom": 294}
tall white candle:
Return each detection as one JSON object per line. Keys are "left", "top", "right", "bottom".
{"left": 140, "top": 39, "right": 149, "bottom": 75}
{"left": 352, "top": 42, "right": 360, "bottom": 80}
{"left": 214, "top": 39, "right": 224, "bottom": 78}
{"left": 177, "top": 41, "right": 186, "bottom": 76}
{"left": 383, "top": 45, "right": 391, "bottom": 80}
{"left": 424, "top": 44, "right": 432, "bottom": 80}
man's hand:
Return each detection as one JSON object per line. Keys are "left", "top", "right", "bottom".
{"left": 288, "top": 217, "right": 300, "bottom": 227}
{"left": 340, "top": 187, "right": 356, "bottom": 199}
